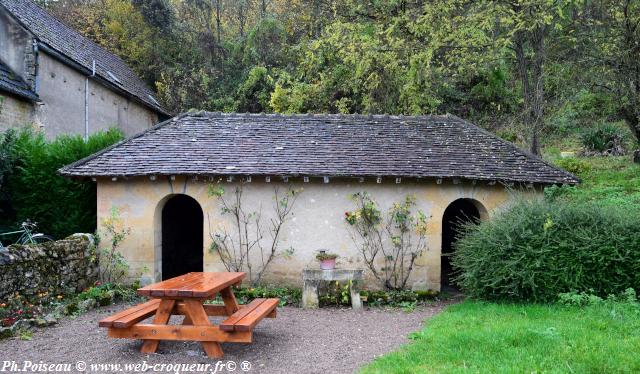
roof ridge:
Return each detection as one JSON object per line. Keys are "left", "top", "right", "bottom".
{"left": 445, "top": 113, "right": 580, "bottom": 183}
{"left": 188, "top": 111, "right": 448, "bottom": 122}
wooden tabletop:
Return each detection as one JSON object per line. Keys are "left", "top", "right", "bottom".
{"left": 137, "top": 272, "right": 245, "bottom": 298}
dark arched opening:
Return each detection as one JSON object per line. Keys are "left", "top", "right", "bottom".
{"left": 161, "top": 194, "right": 203, "bottom": 280}
{"left": 441, "top": 199, "right": 482, "bottom": 291}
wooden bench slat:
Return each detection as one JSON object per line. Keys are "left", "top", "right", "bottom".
{"left": 220, "top": 298, "right": 279, "bottom": 332}
{"left": 98, "top": 299, "right": 161, "bottom": 328}
{"left": 219, "top": 299, "right": 265, "bottom": 332}
{"left": 112, "top": 302, "right": 162, "bottom": 328}
{"left": 235, "top": 298, "right": 279, "bottom": 332}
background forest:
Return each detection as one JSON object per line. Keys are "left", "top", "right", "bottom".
{"left": 38, "top": 0, "right": 640, "bottom": 156}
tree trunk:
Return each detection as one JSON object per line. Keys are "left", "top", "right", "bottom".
{"left": 216, "top": 0, "right": 222, "bottom": 44}
{"left": 514, "top": 24, "right": 546, "bottom": 156}
{"left": 529, "top": 24, "right": 546, "bottom": 156}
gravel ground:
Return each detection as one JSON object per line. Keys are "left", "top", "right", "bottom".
{"left": 0, "top": 302, "right": 448, "bottom": 374}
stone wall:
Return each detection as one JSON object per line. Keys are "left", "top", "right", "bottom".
{"left": 0, "top": 94, "right": 37, "bottom": 132}
{"left": 96, "top": 176, "right": 537, "bottom": 290}
{"left": 0, "top": 234, "right": 98, "bottom": 301}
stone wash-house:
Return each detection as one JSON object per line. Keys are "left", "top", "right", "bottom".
{"left": 0, "top": 0, "right": 168, "bottom": 138}
{"left": 60, "top": 112, "right": 579, "bottom": 291}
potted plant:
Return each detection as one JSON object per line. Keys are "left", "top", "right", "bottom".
{"left": 316, "top": 250, "right": 338, "bottom": 270}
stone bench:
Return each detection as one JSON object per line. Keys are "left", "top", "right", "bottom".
{"left": 302, "top": 269, "right": 364, "bottom": 309}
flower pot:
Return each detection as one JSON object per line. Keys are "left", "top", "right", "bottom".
{"left": 320, "top": 258, "right": 336, "bottom": 270}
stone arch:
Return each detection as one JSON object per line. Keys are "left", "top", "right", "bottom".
{"left": 440, "top": 198, "right": 487, "bottom": 291}
{"left": 153, "top": 194, "right": 204, "bottom": 280}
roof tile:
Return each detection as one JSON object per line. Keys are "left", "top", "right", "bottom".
{"left": 59, "top": 112, "right": 580, "bottom": 185}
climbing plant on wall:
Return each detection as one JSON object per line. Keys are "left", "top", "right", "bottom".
{"left": 345, "top": 192, "right": 429, "bottom": 290}
{"left": 207, "top": 181, "right": 302, "bottom": 286}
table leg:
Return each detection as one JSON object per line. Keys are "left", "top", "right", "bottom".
{"left": 183, "top": 299, "right": 224, "bottom": 358}
{"left": 182, "top": 315, "right": 192, "bottom": 325}
{"left": 140, "top": 299, "right": 175, "bottom": 354}
{"left": 220, "top": 287, "right": 240, "bottom": 315}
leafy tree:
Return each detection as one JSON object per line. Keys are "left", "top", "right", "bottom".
{"left": 575, "top": 0, "right": 640, "bottom": 147}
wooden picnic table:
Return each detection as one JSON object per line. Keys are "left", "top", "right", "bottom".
{"left": 98, "top": 272, "right": 279, "bottom": 358}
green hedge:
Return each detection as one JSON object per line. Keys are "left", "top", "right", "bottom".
{"left": 452, "top": 199, "right": 640, "bottom": 302}
{"left": 0, "top": 129, "right": 122, "bottom": 240}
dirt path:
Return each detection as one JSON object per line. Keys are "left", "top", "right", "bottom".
{"left": 0, "top": 302, "right": 448, "bottom": 373}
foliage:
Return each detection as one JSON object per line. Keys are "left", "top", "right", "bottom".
{"left": 0, "top": 129, "right": 123, "bottom": 240}
{"left": 345, "top": 192, "right": 428, "bottom": 290}
{"left": 232, "top": 286, "right": 301, "bottom": 307}
{"left": 553, "top": 157, "right": 591, "bottom": 175}
{"left": 361, "top": 300, "right": 640, "bottom": 373}
{"left": 315, "top": 251, "right": 338, "bottom": 261}
{"left": 580, "top": 123, "right": 626, "bottom": 155}
{"left": 547, "top": 156, "right": 640, "bottom": 207}
{"left": 0, "top": 129, "right": 17, "bottom": 223}
{"left": 207, "top": 182, "right": 301, "bottom": 285}
{"left": 42, "top": 0, "right": 640, "bottom": 155}
{"left": 452, "top": 199, "right": 640, "bottom": 302}
{"left": 316, "top": 281, "right": 439, "bottom": 309}
{"left": 98, "top": 207, "right": 131, "bottom": 284}
{"left": 76, "top": 282, "right": 139, "bottom": 305}
{"left": 558, "top": 288, "right": 638, "bottom": 307}
{"left": 0, "top": 282, "right": 139, "bottom": 330}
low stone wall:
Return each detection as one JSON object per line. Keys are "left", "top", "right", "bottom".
{"left": 0, "top": 234, "right": 98, "bottom": 301}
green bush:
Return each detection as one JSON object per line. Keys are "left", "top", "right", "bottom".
{"left": 0, "top": 130, "right": 18, "bottom": 224}
{"left": 233, "top": 286, "right": 301, "bottom": 306}
{"left": 452, "top": 199, "right": 640, "bottom": 302}
{"left": 1, "top": 129, "right": 123, "bottom": 240}
{"left": 580, "top": 123, "right": 626, "bottom": 154}
{"left": 553, "top": 157, "right": 591, "bottom": 175}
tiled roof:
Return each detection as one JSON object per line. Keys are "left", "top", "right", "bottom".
{"left": 0, "top": 0, "right": 167, "bottom": 115}
{"left": 60, "top": 112, "right": 579, "bottom": 185}
{"left": 0, "top": 59, "right": 38, "bottom": 101}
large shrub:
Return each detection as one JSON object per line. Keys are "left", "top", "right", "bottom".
{"left": 580, "top": 123, "right": 626, "bottom": 155}
{"left": 452, "top": 199, "right": 640, "bottom": 302}
{"left": 1, "top": 129, "right": 123, "bottom": 240}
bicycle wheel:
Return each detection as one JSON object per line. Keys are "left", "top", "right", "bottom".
{"left": 31, "top": 234, "right": 54, "bottom": 244}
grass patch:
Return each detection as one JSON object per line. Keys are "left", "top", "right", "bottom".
{"left": 361, "top": 300, "right": 640, "bottom": 373}
{"left": 546, "top": 156, "right": 640, "bottom": 206}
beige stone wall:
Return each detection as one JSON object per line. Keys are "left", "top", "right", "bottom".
{"left": 0, "top": 94, "right": 36, "bottom": 132}
{"left": 37, "top": 53, "right": 159, "bottom": 139}
{"left": 96, "top": 176, "right": 538, "bottom": 290}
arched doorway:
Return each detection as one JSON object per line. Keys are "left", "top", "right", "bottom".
{"left": 441, "top": 198, "right": 484, "bottom": 291}
{"left": 161, "top": 194, "right": 203, "bottom": 280}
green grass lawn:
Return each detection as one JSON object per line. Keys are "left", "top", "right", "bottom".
{"left": 361, "top": 154, "right": 640, "bottom": 373}
{"left": 361, "top": 300, "right": 640, "bottom": 373}
{"left": 545, "top": 155, "right": 640, "bottom": 205}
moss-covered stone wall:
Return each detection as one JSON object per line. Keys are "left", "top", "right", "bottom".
{"left": 0, "top": 234, "right": 97, "bottom": 301}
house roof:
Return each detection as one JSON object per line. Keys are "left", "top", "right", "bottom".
{"left": 59, "top": 111, "right": 579, "bottom": 185}
{"left": 0, "top": 0, "right": 168, "bottom": 115}
{"left": 0, "top": 59, "right": 38, "bottom": 101}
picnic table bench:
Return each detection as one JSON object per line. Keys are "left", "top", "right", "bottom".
{"left": 99, "top": 272, "right": 278, "bottom": 358}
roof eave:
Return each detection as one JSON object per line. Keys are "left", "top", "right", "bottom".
{"left": 0, "top": 86, "right": 39, "bottom": 102}
{"left": 58, "top": 171, "right": 579, "bottom": 186}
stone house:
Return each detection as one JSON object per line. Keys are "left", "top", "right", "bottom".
{"left": 0, "top": 0, "right": 168, "bottom": 139}
{"left": 60, "top": 112, "right": 578, "bottom": 291}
